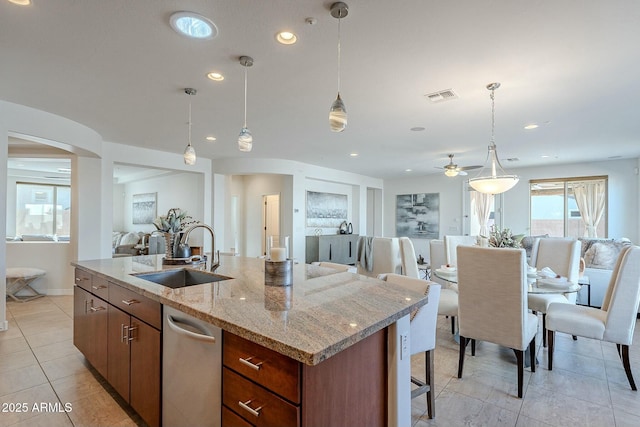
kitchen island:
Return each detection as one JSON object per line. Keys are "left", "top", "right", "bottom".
{"left": 72, "top": 255, "right": 429, "bottom": 427}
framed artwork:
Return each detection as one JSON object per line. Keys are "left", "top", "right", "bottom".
{"left": 396, "top": 193, "right": 439, "bottom": 239}
{"left": 132, "top": 192, "right": 157, "bottom": 224}
{"left": 306, "top": 191, "right": 348, "bottom": 227}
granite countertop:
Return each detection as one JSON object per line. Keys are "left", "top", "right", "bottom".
{"left": 72, "top": 255, "right": 429, "bottom": 366}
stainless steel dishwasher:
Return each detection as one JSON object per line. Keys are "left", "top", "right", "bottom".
{"left": 163, "top": 305, "right": 222, "bottom": 427}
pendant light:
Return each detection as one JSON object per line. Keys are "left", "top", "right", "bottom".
{"left": 468, "top": 83, "right": 519, "bottom": 194}
{"left": 329, "top": 2, "right": 349, "bottom": 132}
{"left": 238, "top": 56, "right": 254, "bottom": 152}
{"left": 183, "top": 88, "right": 197, "bottom": 165}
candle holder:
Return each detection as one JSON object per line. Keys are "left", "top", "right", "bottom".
{"left": 266, "top": 235, "right": 290, "bottom": 261}
{"left": 265, "top": 259, "right": 293, "bottom": 286}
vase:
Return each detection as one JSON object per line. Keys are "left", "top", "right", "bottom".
{"left": 163, "top": 232, "right": 178, "bottom": 259}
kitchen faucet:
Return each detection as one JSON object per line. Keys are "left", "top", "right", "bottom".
{"left": 180, "top": 224, "right": 220, "bottom": 272}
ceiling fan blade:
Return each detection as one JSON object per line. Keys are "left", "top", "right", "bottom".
{"left": 458, "top": 165, "right": 483, "bottom": 171}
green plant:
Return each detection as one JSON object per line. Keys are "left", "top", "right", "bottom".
{"left": 483, "top": 225, "right": 524, "bottom": 249}
{"left": 153, "top": 208, "right": 197, "bottom": 233}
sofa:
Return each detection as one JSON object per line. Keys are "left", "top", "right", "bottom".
{"left": 112, "top": 231, "right": 147, "bottom": 256}
{"left": 577, "top": 237, "right": 632, "bottom": 308}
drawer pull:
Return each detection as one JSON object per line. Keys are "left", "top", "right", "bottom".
{"left": 121, "top": 299, "right": 140, "bottom": 306}
{"left": 238, "top": 399, "right": 263, "bottom": 417}
{"left": 89, "top": 305, "right": 106, "bottom": 312}
{"left": 92, "top": 285, "right": 107, "bottom": 290}
{"left": 75, "top": 277, "right": 87, "bottom": 282}
{"left": 238, "top": 356, "right": 263, "bottom": 371}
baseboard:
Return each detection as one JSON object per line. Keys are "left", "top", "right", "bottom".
{"left": 0, "top": 320, "right": 8, "bottom": 331}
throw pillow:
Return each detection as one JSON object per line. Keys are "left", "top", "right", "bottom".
{"left": 120, "top": 232, "right": 141, "bottom": 246}
{"left": 584, "top": 242, "right": 620, "bottom": 270}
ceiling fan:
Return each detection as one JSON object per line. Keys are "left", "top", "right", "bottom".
{"left": 440, "top": 154, "right": 482, "bottom": 177}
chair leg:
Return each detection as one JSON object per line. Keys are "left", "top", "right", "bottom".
{"left": 617, "top": 343, "right": 622, "bottom": 358}
{"left": 451, "top": 316, "right": 456, "bottom": 334}
{"left": 542, "top": 313, "right": 547, "bottom": 347}
{"left": 572, "top": 335, "right": 578, "bottom": 341}
{"left": 529, "top": 336, "right": 536, "bottom": 373}
{"left": 548, "top": 330, "right": 555, "bottom": 371}
{"left": 471, "top": 338, "right": 476, "bottom": 356}
{"left": 621, "top": 344, "right": 637, "bottom": 391}
{"left": 515, "top": 349, "right": 524, "bottom": 398}
{"left": 458, "top": 336, "right": 466, "bottom": 378}
{"left": 425, "top": 349, "right": 435, "bottom": 419}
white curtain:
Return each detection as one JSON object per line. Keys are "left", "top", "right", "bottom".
{"left": 471, "top": 191, "right": 494, "bottom": 236}
{"left": 573, "top": 181, "right": 605, "bottom": 238}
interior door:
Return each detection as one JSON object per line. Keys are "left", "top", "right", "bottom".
{"left": 262, "top": 194, "right": 280, "bottom": 256}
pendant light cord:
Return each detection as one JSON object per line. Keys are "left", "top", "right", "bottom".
{"left": 336, "top": 12, "right": 342, "bottom": 93}
{"left": 243, "top": 65, "right": 248, "bottom": 128}
{"left": 188, "top": 100, "right": 192, "bottom": 146}
{"left": 490, "top": 88, "right": 496, "bottom": 147}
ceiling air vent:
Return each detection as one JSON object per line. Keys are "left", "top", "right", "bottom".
{"left": 424, "top": 89, "right": 458, "bottom": 103}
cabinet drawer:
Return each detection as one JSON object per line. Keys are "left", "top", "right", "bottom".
{"left": 223, "top": 406, "right": 254, "bottom": 427}
{"left": 223, "top": 332, "right": 300, "bottom": 404}
{"left": 223, "top": 368, "right": 299, "bottom": 427}
{"left": 109, "top": 284, "right": 161, "bottom": 329}
{"left": 90, "top": 276, "right": 109, "bottom": 300}
{"left": 74, "top": 269, "right": 92, "bottom": 292}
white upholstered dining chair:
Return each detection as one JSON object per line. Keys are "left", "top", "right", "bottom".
{"left": 527, "top": 238, "right": 581, "bottom": 346}
{"left": 357, "top": 237, "right": 402, "bottom": 277}
{"left": 547, "top": 245, "right": 640, "bottom": 390}
{"left": 456, "top": 246, "right": 538, "bottom": 398}
{"left": 383, "top": 273, "right": 440, "bottom": 419}
{"left": 430, "top": 239, "right": 459, "bottom": 334}
{"left": 444, "top": 235, "right": 477, "bottom": 267}
{"left": 399, "top": 237, "right": 420, "bottom": 279}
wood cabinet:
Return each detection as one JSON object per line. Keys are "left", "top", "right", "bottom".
{"left": 73, "top": 285, "right": 108, "bottom": 378}
{"left": 222, "top": 329, "right": 386, "bottom": 427}
{"left": 108, "top": 304, "right": 161, "bottom": 427}
{"left": 73, "top": 268, "right": 161, "bottom": 427}
{"left": 305, "top": 234, "right": 359, "bottom": 265}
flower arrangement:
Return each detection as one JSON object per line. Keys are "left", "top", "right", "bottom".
{"left": 484, "top": 225, "right": 525, "bottom": 249}
{"left": 153, "top": 208, "right": 198, "bottom": 233}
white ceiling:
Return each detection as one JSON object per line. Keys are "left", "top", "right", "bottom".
{"left": 2, "top": 0, "right": 639, "bottom": 179}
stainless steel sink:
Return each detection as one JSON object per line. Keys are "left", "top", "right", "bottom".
{"left": 132, "top": 269, "right": 232, "bottom": 288}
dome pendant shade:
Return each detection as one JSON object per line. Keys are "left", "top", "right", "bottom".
{"left": 468, "top": 144, "right": 519, "bottom": 193}
{"left": 329, "top": 93, "right": 347, "bottom": 132}
{"left": 238, "top": 127, "right": 253, "bottom": 152}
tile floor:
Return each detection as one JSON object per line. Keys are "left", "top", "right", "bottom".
{"left": 2, "top": 296, "right": 640, "bottom": 426}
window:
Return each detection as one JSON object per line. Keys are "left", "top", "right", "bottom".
{"left": 530, "top": 176, "right": 607, "bottom": 238}
{"left": 16, "top": 182, "right": 71, "bottom": 237}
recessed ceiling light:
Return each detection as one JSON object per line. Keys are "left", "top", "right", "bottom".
{"left": 205, "top": 136, "right": 217, "bottom": 141}
{"left": 405, "top": 168, "right": 412, "bottom": 172}
{"left": 207, "top": 72, "right": 224, "bottom": 81}
{"left": 349, "top": 153, "right": 358, "bottom": 157}
{"left": 8, "top": 0, "right": 31, "bottom": 5}
{"left": 524, "top": 124, "right": 539, "bottom": 130}
{"left": 410, "top": 127, "right": 425, "bottom": 132}
{"left": 541, "top": 155, "right": 550, "bottom": 158}
{"left": 170, "top": 11, "right": 218, "bottom": 40}
{"left": 276, "top": 31, "right": 297, "bottom": 45}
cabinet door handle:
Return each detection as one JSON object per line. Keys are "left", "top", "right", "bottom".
{"left": 329, "top": 243, "right": 332, "bottom": 260}
{"left": 121, "top": 324, "right": 128, "bottom": 343}
{"left": 121, "top": 299, "right": 140, "bottom": 306}
{"left": 238, "top": 399, "right": 263, "bottom": 417}
{"left": 89, "top": 305, "right": 106, "bottom": 312}
{"left": 238, "top": 356, "right": 263, "bottom": 371}
{"left": 92, "top": 285, "right": 107, "bottom": 290}
{"left": 127, "top": 326, "right": 137, "bottom": 343}
{"left": 84, "top": 300, "right": 89, "bottom": 314}
{"left": 349, "top": 241, "right": 352, "bottom": 257}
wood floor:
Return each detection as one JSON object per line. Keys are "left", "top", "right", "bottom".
{"left": 2, "top": 296, "right": 640, "bottom": 426}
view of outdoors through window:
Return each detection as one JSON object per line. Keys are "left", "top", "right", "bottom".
{"left": 16, "top": 183, "right": 71, "bottom": 238}
{"left": 530, "top": 177, "right": 607, "bottom": 238}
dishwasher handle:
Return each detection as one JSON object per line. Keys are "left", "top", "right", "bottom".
{"left": 166, "top": 314, "right": 217, "bottom": 343}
